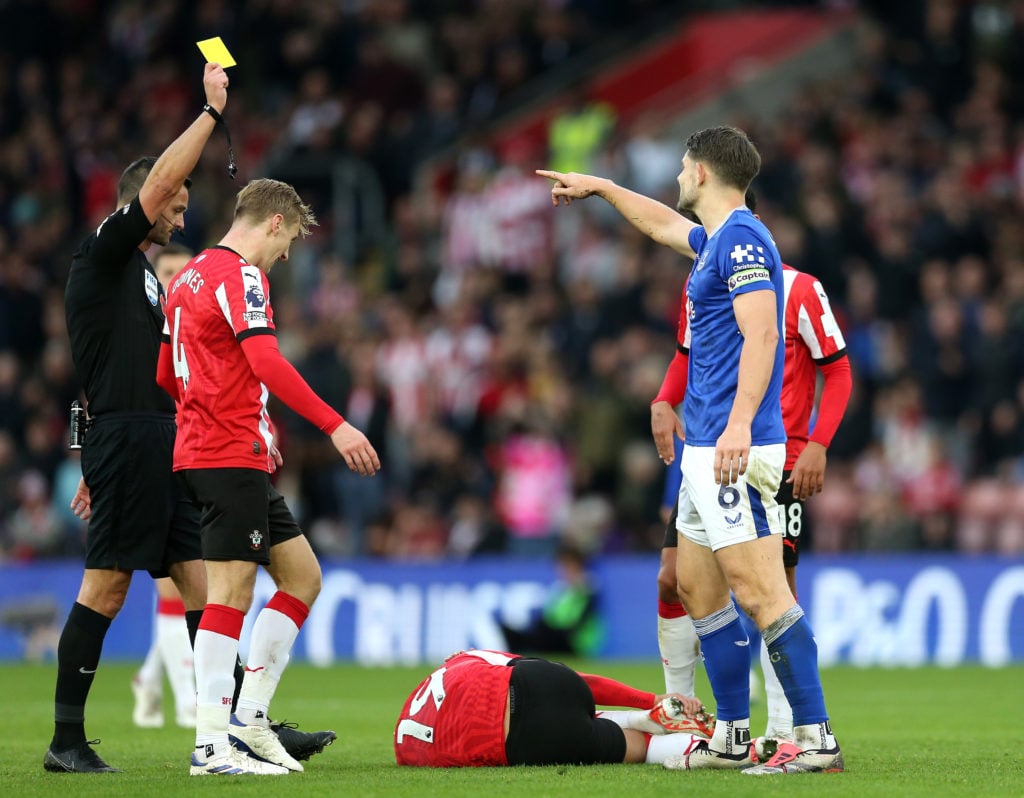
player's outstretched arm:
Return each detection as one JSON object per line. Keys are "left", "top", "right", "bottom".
{"left": 536, "top": 170, "right": 698, "bottom": 258}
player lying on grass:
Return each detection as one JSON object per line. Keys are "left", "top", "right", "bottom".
{"left": 394, "top": 649, "right": 716, "bottom": 767}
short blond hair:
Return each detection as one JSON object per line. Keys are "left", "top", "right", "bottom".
{"left": 233, "top": 178, "right": 318, "bottom": 238}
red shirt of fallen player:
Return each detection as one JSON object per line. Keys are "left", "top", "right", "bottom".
{"left": 394, "top": 650, "right": 660, "bottom": 767}
{"left": 395, "top": 650, "right": 515, "bottom": 767}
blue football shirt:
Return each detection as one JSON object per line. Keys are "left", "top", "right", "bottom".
{"left": 683, "top": 207, "right": 786, "bottom": 447}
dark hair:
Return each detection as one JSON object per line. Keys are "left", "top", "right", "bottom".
{"left": 117, "top": 156, "right": 193, "bottom": 204}
{"left": 556, "top": 543, "right": 589, "bottom": 567}
{"left": 153, "top": 242, "right": 194, "bottom": 261}
{"left": 684, "top": 126, "right": 760, "bottom": 192}
{"left": 745, "top": 186, "right": 757, "bottom": 213}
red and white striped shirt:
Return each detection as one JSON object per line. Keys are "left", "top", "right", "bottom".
{"left": 158, "top": 247, "right": 343, "bottom": 471}
{"left": 162, "top": 248, "right": 276, "bottom": 470}
{"left": 779, "top": 265, "right": 847, "bottom": 468}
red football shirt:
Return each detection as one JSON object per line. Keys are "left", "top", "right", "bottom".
{"left": 672, "top": 265, "right": 846, "bottom": 468}
{"left": 395, "top": 650, "right": 515, "bottom": 767}
{"left": 779, "top": 265, "right": 846, "bottom": 468}
{"left": 162, "top": 247, "right": 277, "bottom": 472}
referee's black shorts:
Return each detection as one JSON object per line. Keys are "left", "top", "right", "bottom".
{"left": 82, "top": 413, "right": 200, "bottom": 577}
{"left": 504, "top": 658, "right": 625, "bottom": 765}
{"left": 177, "top": 467, "right": 303, "bottom": 565}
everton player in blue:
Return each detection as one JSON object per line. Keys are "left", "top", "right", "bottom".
{"left": 538, "top": 126, "right": 842, "bottom": 775}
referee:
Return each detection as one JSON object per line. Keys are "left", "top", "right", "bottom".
{"left": 45, "top": 62, "right": 230, "bottom": 774}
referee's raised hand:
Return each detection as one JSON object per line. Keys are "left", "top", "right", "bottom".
{"left": 203, "top": 62, "right": 229, "bottom": 113}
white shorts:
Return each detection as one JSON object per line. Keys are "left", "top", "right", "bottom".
{"left": 675, "top": 443, "right": 785, "bottom": 551}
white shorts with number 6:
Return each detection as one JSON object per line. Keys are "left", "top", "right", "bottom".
{"left": 675, "top": 443, "right": 785, "bottom": 551}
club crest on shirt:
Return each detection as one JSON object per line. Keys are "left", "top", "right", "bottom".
{"left": 249, "top": 529, "right": 263, "bottom": 551}
{"left": 144, "top": 269, "right": 159, "bottom": 306}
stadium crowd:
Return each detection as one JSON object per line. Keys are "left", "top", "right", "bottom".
{"left": 1, "top": 0, "right": 1023, "bottom": 562}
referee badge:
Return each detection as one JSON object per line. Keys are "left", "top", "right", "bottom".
{"left": 144, "top": 270, "right": 160, "bottom": 306}
{"left": 249, "top": 529, "right": 264, "bottom": 551}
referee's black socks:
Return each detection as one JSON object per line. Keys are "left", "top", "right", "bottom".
{"left": 52, "top": 602, "right": 111, "bottom": 749}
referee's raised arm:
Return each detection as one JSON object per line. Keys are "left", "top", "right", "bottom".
{"left": 138, "top": 62, "right": 230, "bottom": 224}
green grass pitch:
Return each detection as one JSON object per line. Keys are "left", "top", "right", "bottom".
{"left": 5, "top": 660, "right": 1022, "bottom": 797}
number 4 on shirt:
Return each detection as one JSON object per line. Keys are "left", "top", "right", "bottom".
{"left": 171, "top": 306, "right": 190, "bottom": 389}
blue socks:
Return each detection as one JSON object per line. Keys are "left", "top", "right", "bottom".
{"left": 692, "top": 603, "right": 750, "bottom": 722}
{"left": 762, "top": 605, "right": 829, "bottom": 726}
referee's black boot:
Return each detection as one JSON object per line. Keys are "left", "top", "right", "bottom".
{"left": 43, "top": 739, "right": 122, "bottom": 773}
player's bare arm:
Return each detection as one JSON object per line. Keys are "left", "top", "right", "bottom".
{"left": 138, "top": 63, "right": 229, "bottom": 222}
{"left": 786, "top": 346, "right": 852, "bottom": 499}
{"left": 536, "top": 170, "right": 698, "bottom": 257}
{"left": 269, "top": 442, "right": 284, "bottom": 474}
{"left": 715, "top": 289, "right": 779, "bottom": 485}
{"left": 330, "top": 421, "right": 381, "bottom": 477}
{"left": 653, "top": 693, "right": 705, "bottom": 717}
{"left": 788, "top": 440, "right": 827, "bottom": 500}
{"left": 70, "top": 478, "right": 91, "bottom": 521}
{"left": 651, "top": 400, "right": 684, "bottom": 464}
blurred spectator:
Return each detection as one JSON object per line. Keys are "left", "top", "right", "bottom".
{"left": 0, "top": 352, "right": 26, "bottom": 443}
{"left": 446, "top": 494, "right": 507, "bottom": 558}
{"left": 2, "top": 470, "right": 70, "bottom": 561}
{"left": 547, "top": 88, "right": 616, "bottom": 175}
{"left": 487, "top": 138, "right": 555, "bottom": 274}
{"left": 51, "top": 450, "right": 86, "bottom": 548}
{"left": 285, "top": 68, "right": 345, "bottom": 153}
{"left": 957, "top": 477, "right": 1024, "bottom": 555}
{"left": 331, "top": 341, "right": 391, "bottom": 554}
{"left": 0, "top": 431, "right": 24, "bottom": 523}
{"left": 499, "top": 544, "right": 607, "bottom": 656}
{"left": 623, "top": 113, "right": 683, "bottom": 198}
{"left": 493, "top": 418, "right": 572, "bottom": 556}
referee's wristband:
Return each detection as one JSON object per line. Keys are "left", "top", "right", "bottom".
{"left": 202, "top": 103, "right": 224, "bottom": 123}
{"left": 202, "top": 103, "right": 237, "bottom": 179}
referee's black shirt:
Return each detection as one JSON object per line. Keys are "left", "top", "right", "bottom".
{"left": 65, "top": 197, "right": 174, "bottom": 416}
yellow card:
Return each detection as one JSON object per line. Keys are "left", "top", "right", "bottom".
{"left": 196, "top": 37, "right": 236, "bottom": 68}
